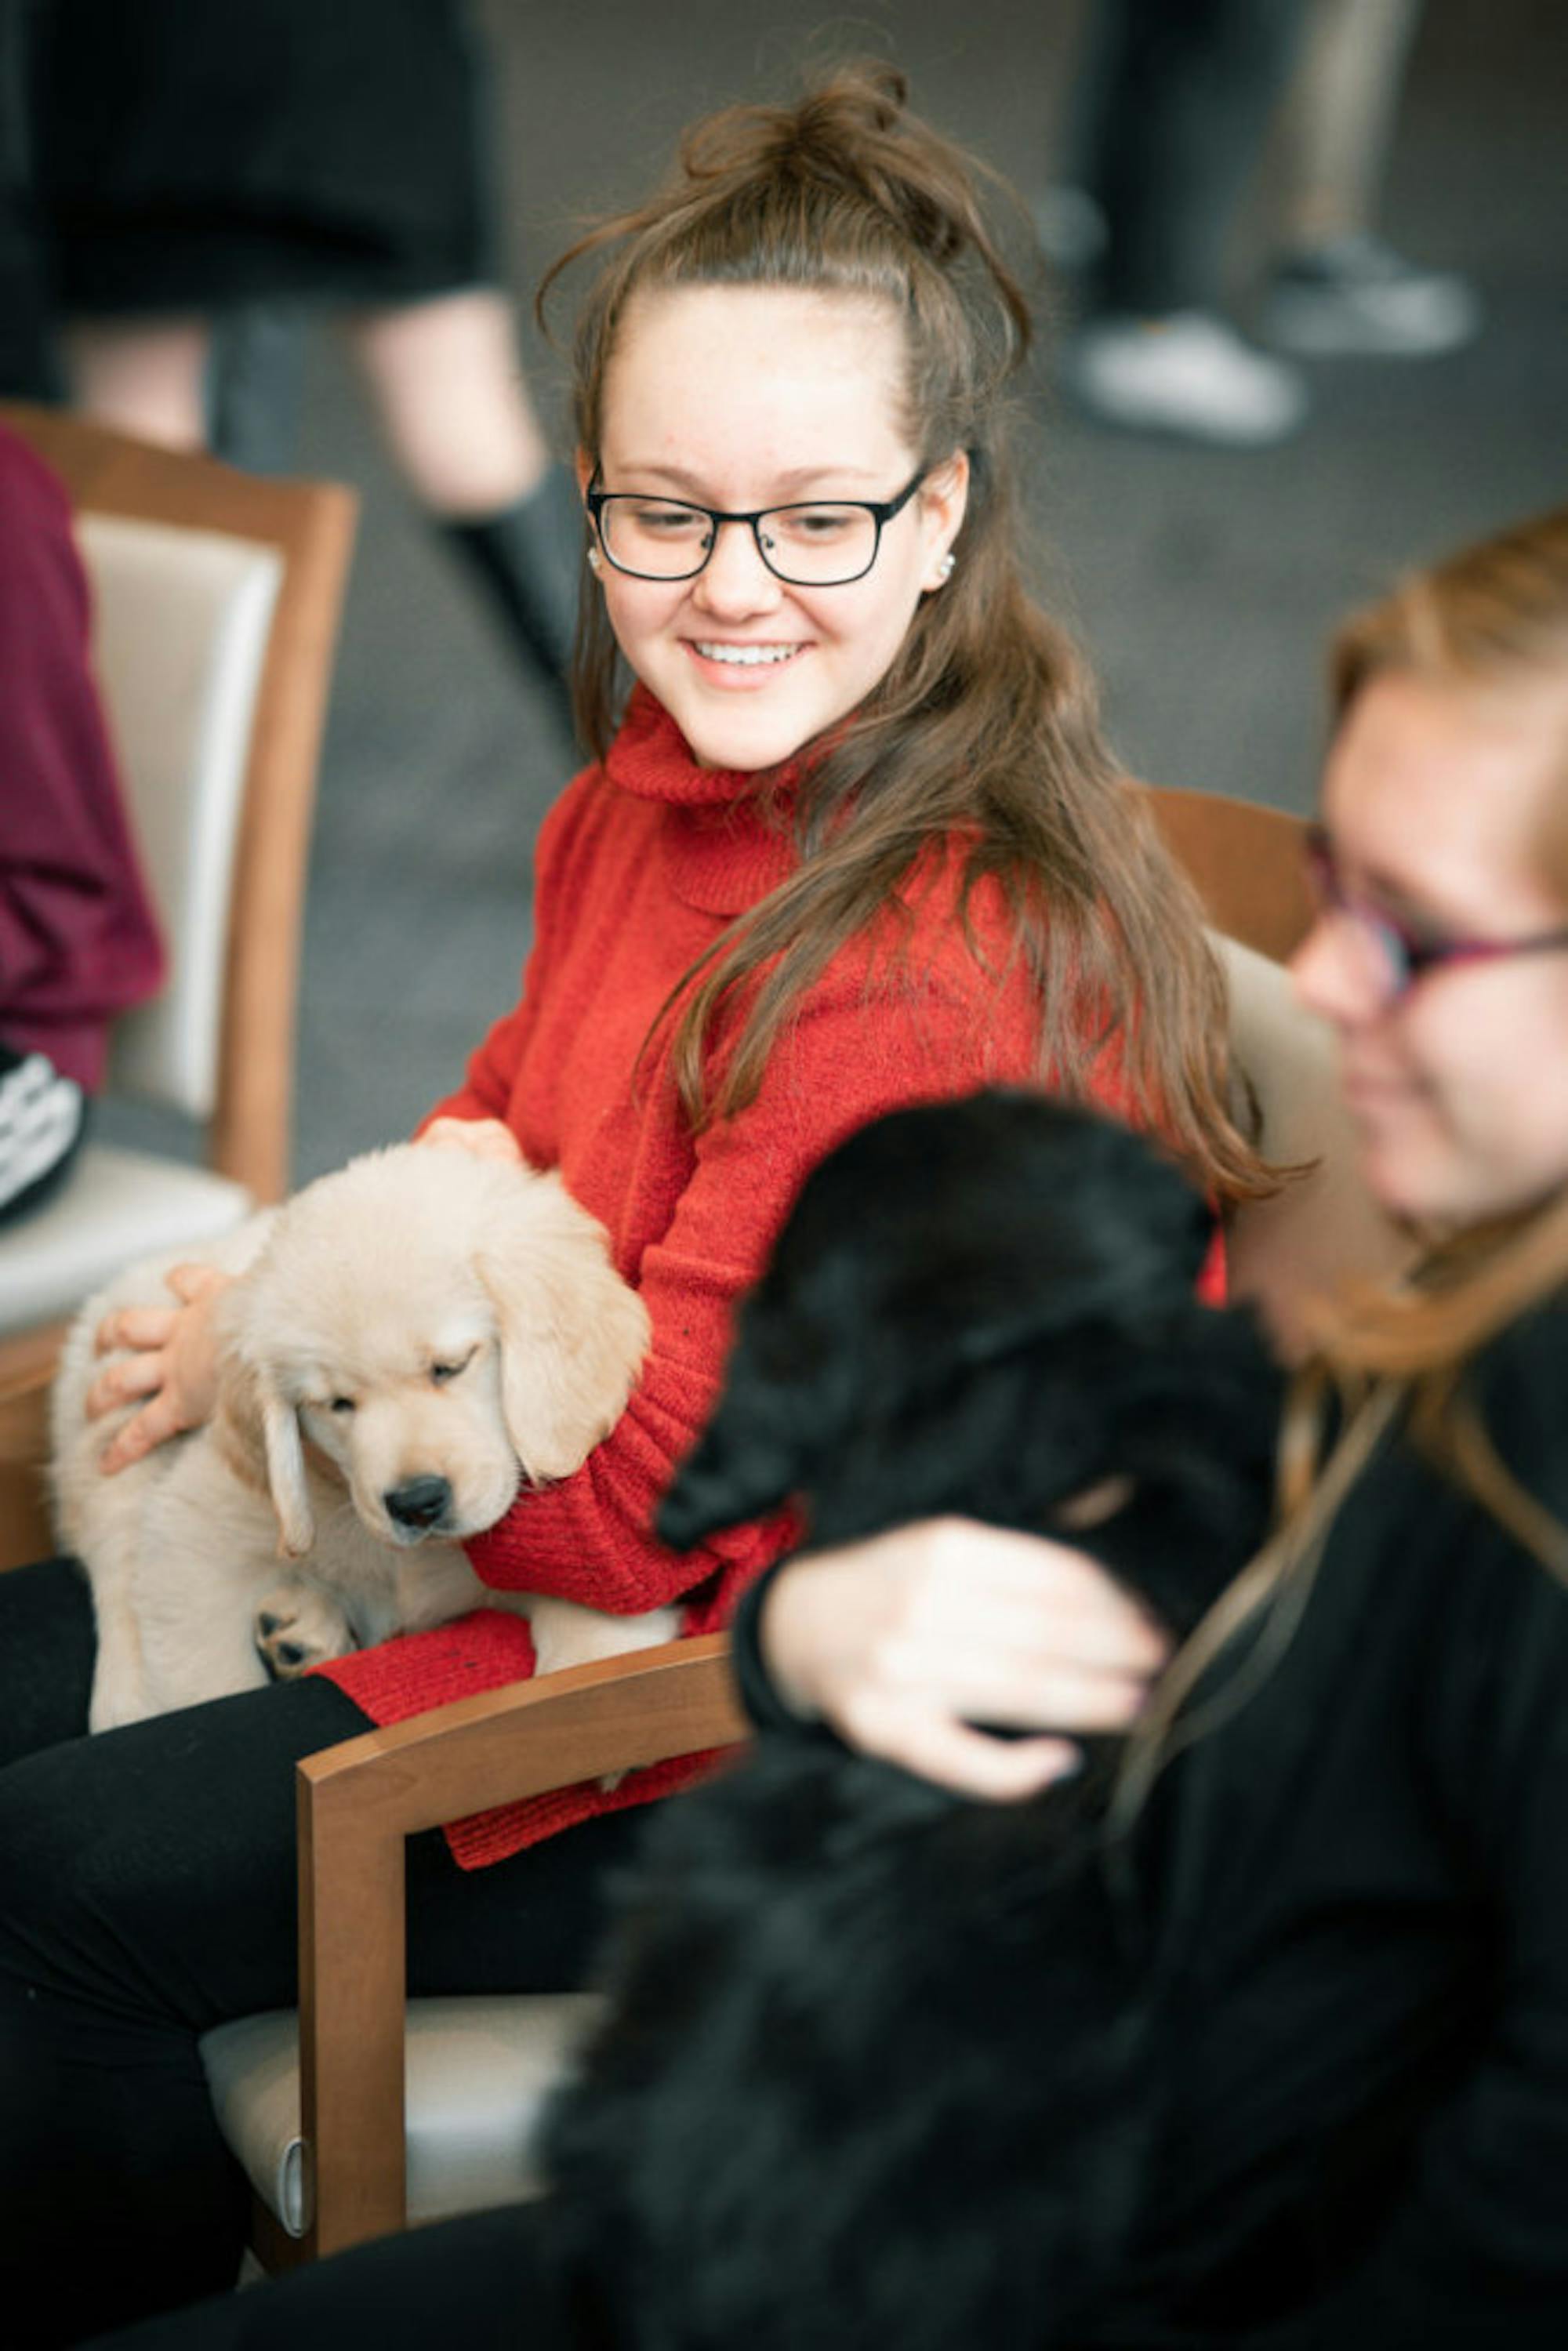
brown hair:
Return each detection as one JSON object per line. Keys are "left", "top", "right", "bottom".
{"left": 1117, "top": 504, "right": 1568, "bottom": 1821}
{"left": 539, "top": 62, "right": 1268, "bottom": 1199}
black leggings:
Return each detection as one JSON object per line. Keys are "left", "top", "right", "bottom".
{"left": 0, "top": 1559, "right": 643, "bottom": 2347}
{"left": 93, "top": 2204, "right": 567, "bottom": 2351}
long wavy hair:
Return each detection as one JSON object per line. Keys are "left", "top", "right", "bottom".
{"left": 539, "top": 62, "right": 1268, "bottom": 1199}
{"left": 1117, "top": 504, "right": 1568, "bottom": 1820}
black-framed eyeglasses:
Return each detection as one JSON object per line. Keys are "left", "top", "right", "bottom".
{"left": 584, "top": 466, "right": 928, "bottom": 586}
{"left": 1304, "top": 823, "right": 1568, "bottom": 1002}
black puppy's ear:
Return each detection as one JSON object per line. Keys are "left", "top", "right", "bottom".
{"left": 656, "top": 1414, "right": 794, "bottom": 1551}
{"left": 657, "top": 1300, "right": 842, "bottom": 1550}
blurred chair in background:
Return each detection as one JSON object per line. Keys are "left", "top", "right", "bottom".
{"left": 0, "top": 401, "right": 356, "bottom": 1569}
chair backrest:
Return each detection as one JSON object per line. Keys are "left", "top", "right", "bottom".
{"left": 0, "top": 403, "right": 357, "bottom": 1203}
{"left": 0, "top": 409, "right": 356, "bottom": 1562}
{"left": 1141, "top": 781, "right": 1316, "bottom": 962}
{"left": 78, "top": 513, "right": 281, "bottom": 1121}
{"left": 1134, "top": 782, "right": 1410, "bottom": 1351}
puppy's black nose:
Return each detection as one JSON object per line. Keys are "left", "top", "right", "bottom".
{"left": 384, "top": 1475, "right": 452, "bottom": 1531}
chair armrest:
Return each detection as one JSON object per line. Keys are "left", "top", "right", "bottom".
{"left": 0, "top": 1326, "right": 67, "bottom": 1571}
{"left": 295, "top": 1632, "right": 747, "bottom": 2254}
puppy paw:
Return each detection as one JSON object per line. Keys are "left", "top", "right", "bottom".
{"left": 254, "top": 1584, "right": 357, "bottom": 1679}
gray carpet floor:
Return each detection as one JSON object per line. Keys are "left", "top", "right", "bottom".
{"left": 100, "top": 0, "right": 1568, "bottom": 1185}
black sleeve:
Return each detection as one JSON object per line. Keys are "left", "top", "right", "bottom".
{"left": 727, "top": 1555, "right": 848, "bottom": 1744}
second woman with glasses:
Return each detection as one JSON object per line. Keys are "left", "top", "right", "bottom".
{"left": 0, "top": 62, "right": 1265, "bottom": 2342}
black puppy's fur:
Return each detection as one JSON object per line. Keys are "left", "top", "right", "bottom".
{"left": 543, "top": 1093, "right": 1284, "bottom": 2351}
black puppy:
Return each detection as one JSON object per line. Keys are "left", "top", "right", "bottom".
{"left": 543, "top": 1092, "right": 1283, "bottom": 2351}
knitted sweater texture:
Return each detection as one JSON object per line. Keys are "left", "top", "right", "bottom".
{"left": 320, "top": 688, "right": 1075, "bottom": 1865}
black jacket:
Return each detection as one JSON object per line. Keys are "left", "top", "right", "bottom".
{"left": 734, "top": 1304, "right": 1568, "bottom": 2346}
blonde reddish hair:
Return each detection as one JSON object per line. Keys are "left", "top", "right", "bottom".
{"left": 1320, "top": 502, "right": 1568, "bottom": 1391}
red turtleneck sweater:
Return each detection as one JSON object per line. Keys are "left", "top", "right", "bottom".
{"left": 320, "top": 690, "right": 1091, "bottom": 1865}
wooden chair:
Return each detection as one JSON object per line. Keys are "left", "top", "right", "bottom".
{"left": 199, "top": 782, "right": 1409, "bottom": 2273}
{"left": 202, "top": 1635, "right": 748, "bottom": 2267}
{"left": 0, "top": 405, "right": 356, "bottom": 1569}
{"left": 1140, "top": 781, "right": 1315, "bottom": 964}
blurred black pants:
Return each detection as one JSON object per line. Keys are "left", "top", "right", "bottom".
{"left": 1073, "top": 0, "right": 1312, "bottom": 311}
{"left": 0, "top": 1558, "right": 638, "bottom": 2346}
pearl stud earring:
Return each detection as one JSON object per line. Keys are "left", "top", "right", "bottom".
{"left": 935, "top": 552, "right": 956, "bottom": 582}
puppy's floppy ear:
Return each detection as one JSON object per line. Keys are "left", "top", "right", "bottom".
{"left": 477, "top": 1174, "right": 651, "bottom": 1482}
{"left": 258, "top": 1376, "right": 314, "bottom": 1558}
{"left": 209, "top": 1281, "right": 314, "bottom": 1558}
{"left": 212, "top": 1348, "right": 314, "bottom": 1558}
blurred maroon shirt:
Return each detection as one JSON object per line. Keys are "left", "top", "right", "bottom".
{"left": 0, "top": 422, "right": 163, "bottom": 1087}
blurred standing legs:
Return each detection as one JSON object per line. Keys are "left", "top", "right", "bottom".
{"left": 64, "top": 291, "right": 583, "bottom": 738}
{"left": 1263, "top": 0, "right": 1481, "bottom": 355}
{"left": 1059, "top": 0, "right": 1312, "bottom": 446}
{"left": 1054, "top": 0, "right": 1478, "bottom": 446}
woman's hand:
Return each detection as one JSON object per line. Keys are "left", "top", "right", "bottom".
{"left": 758, "top": 1516, "right": 1172, "bottom": 1802}
{"left": 418, "top": 1116, "right": 523, "bottom": 1164}
{"left": 87, "top": 1263, "right": 232, "bottom": 1475}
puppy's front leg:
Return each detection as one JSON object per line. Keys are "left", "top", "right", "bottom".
{"left": 80, "top": 1486, "right": 158, "bottom": 1732}
{"left": 525, "top": 1595, "right": 682, "bottom": 1678}
{"left": 88, "top": 1587, "right": 155, "bottom": 1733}
{"left": 521, "top": 1598, "right": 683, "bottom": 1794}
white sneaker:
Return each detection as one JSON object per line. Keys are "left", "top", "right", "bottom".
{"left": 1062, "top": 311, "right": 1308, "bottom": 448}
{"left": 0, "top": 1047, "right": 85, "bottom": 1221}
{"left": 1262, "top": 235, "right": 1482, "bottom": 359}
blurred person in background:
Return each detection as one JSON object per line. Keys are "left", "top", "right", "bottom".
{"left": 1050, "top": 0, "right": 1479, "bottom": 447}
{"left": 0, "top": 419, "right": 165, "bottom": 1221}
{"left": 27, "top": 0, "right": 580, "bottom": 738}
{"left": 0, "top": 0, "right": 56, "bottom": 399}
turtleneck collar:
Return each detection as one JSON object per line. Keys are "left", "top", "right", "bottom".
{"left": 602, "top": 686, "right": 801, "bottom": 914}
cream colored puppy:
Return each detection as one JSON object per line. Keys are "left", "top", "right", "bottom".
{"left": 52, "top": 1145, "right": 676, "bottom": 1732}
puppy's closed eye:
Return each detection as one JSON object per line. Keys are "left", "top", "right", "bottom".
{"left": 329, "top": 1395, "right": 357, "bottom": 1417}
{"left": 430, "top": 1348, "right": 478, "bottom": 1387}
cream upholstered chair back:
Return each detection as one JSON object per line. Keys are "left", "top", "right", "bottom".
{"left": 1218, "top": 933, "right": 1409, "bottom": 1352}
{"left": 84, "top": 512, "right": 283, "bottom": 1121}
{"left": 0, "top": 514, "right": 278, "bottom": 1341}
{"left": 1138, "top": 783, "right": 1410, "bottom": 1347}
{"left": 199, "top": 787, "right": 1410, "bottom": 2276}
{"left": 0, "top": 404, "right": 355, "bottom": 1566}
